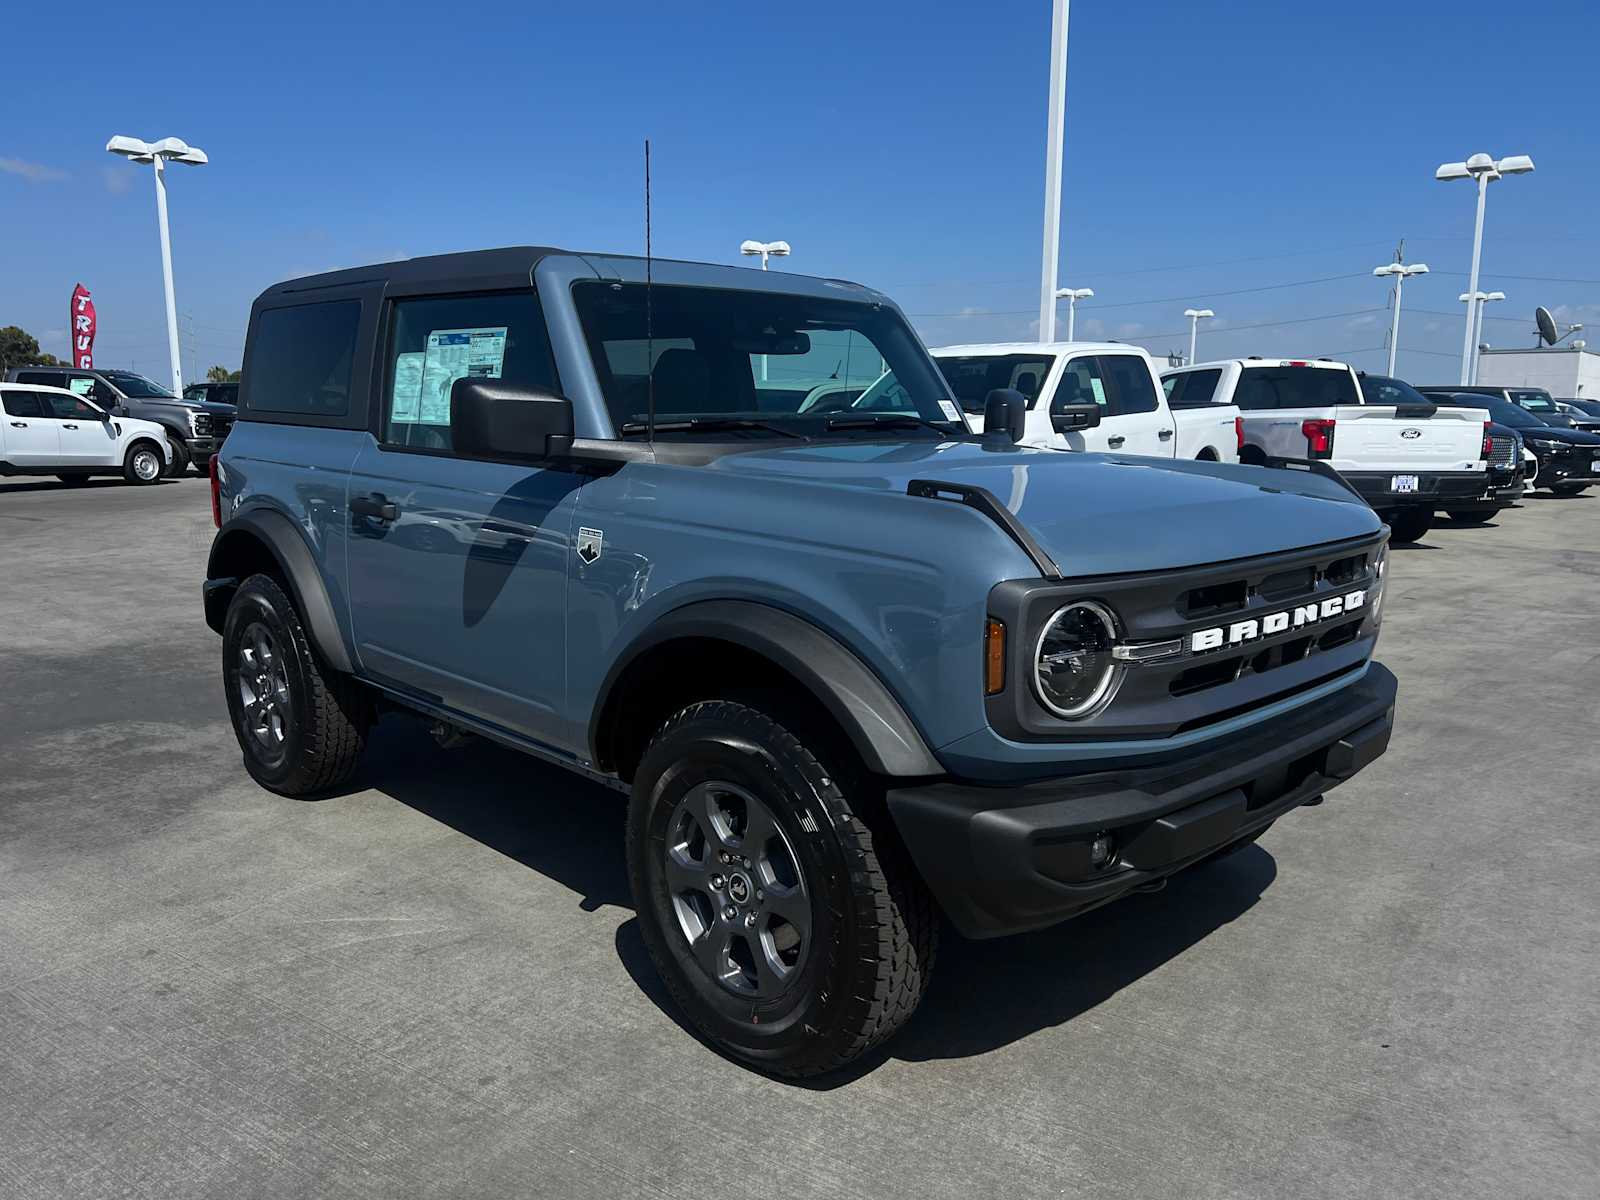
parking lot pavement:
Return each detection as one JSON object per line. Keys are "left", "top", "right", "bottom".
{"left": 2, "top": 475, "right": 1597, "bottom": 1200}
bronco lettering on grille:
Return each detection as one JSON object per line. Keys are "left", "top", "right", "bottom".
{"left": 1189, "top": 590, "right": 1365, "bottom": 653}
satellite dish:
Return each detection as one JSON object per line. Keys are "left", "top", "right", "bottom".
{"left": 1536, "top": 306, "right": 1558, "bottom": 345}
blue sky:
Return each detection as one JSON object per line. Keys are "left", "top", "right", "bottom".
{"left": 4, "top": 0, "right": 1596, "bottom": 384}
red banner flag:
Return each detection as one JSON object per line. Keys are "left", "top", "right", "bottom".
{"left": 70, "top": 283, "right": 96, "bottom": 369}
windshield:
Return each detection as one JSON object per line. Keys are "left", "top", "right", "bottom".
{"left": 1510, "top": 389, "right": 1556, "bottom": 412}
{"left": 572, "top": 282, "right": 964, "bottom": 437}
{"left": 101, "top": 370, "right": 176, "bottom": 399}
{"left": 1438, "top": 393, "right": 1543, "bottom": 428}
{"left": 934, "top": 354, "right": 1055, "bottom": 415}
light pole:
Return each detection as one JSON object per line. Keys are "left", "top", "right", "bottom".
{"left": 1054, "top": 287, "right": 1093, "bottom": 341}
{"left": 1183, "top": 308, "right": 1215, "bottom": 365}
{"left": 106, "top": 135, "right": 208, "bottom": 395}
{"left": 1460, "top": 290, "right": 1506, "bottom": 383}
{"left": 1435, "top": 152, "right": 1533, "bottom": 384}
{"left": 1373, "top": 261, "right": 1429, "bottom": 376}
{"left": 739, "top": 240, "right": 790, "bottom": 381}
{"left": 1038, "top": 0, "right": 1071, "bottom": 342}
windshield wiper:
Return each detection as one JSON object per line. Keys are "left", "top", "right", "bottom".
{"left": 824, "top": 413, "right": 963, "bottom": 436}
{"left": 619, "top": 417, "right": 803, "bottom": 439}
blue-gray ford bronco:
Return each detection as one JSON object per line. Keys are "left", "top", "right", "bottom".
{"left": 203, "top": 247, "right": 1397, "bottom": 1076}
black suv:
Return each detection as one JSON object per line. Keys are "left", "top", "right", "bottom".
{"left": 1428, "top": 391, "right": 1600, "bottom": 495}
{"left": 4, "top": 365, "right": 235, "bottom": 475}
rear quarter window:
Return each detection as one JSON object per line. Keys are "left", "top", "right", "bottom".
{"left": 1166, "top": 368, "right": 1223, "bottom": 409}
{"left": 242, "top": 300, "right": 363, "bottom": 423}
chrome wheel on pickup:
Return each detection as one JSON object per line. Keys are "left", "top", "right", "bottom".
{"left": 123, "top": 441, "right": 164, "bottom": 485}
{"left": 627, "top": 698, "right": 936, "bottom": 1078}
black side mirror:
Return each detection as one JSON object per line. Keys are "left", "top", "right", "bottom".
{"left": 98, "top": 407, "right": 113, "bottom": 423}
{"left": 451, "top": 378, "right": 574, "bottom": 462}
{"left": 982, "top": 388, "right": 1027, "bottom": 443}
{"left": 1051, "top": 402, "right": 1101, "bottom": 434}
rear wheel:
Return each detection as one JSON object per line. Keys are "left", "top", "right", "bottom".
{"left": 627, "top": 698, "right": 936, "bottom": 1077}
{"left": 222, "top": 573, "right": 370, "bottom": 795}
{"left": 1386, "top": 509, "right": 1432, "bottom": 543}
{"left": 122, "top": 441, "right": 164, "bottom": 485}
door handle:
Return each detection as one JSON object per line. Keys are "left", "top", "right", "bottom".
{"left": 63, "top": 423, "right": 79, "bottom": 429}
{"left": 351, "top": 493, "right": 399, "bottom": 522}
{"left": 9, "top": 421, "right": 26, "bottom": 428}
{"left": 1158, "top": 428, "right": 1174, "bottom": 440}
{"left": 1107, "top": 435, "right": 1126, "bottom": 448}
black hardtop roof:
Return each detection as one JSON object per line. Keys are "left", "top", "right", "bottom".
{"left": 257, "top": 245, "right": 874, "bottom": 302}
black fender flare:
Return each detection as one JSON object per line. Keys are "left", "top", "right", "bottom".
{"left": 590, "top": 599, "right": 944, "bottom": 778}
{"left": 204, "top": 508, "right": 354, "bottom": 673}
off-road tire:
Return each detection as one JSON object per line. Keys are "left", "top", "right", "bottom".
{"left": 1386, "top": 509, "right": 1432, "bottom": 543}
{"left": 627, "top": 698, "right": 937, "bottom": 1077}
{"left": 122, "top": 440, "right": 165, "bottom": 485}
{"left": 222, "top": 573, "right": 369, "bottom": 796}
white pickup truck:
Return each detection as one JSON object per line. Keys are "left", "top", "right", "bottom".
{"left": 1161, "top": 358, "right": 1488, "bottom": 543}
{"left": 931, "top": 342, "right": 1240, "bottom": 463}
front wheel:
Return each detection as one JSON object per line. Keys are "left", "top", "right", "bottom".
{"left": 166, "top": 439, "right": 191, "bottom": 477}
{"left": 1385, "top": 509, "right": 1432, "bottom": 543}
{"left": 627, "top": 699, "right": 936, "bottom": 1077}
{"left": 1550, "top": 482, "right": 1589, "bottom": 496}
{"left": 222, "top": 573, "right": 370, "bottom": 795}
{"left": 122, "top": 441, "right": 165, "bottom": 485}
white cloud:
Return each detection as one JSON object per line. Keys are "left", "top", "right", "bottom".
{"left": 1346, "top": 313, "right": 1381, "bottom": 330}
{"left": 102, "top": 166, "right": 133, "bottom": 194}
{"left": 0, "top": 156, "right": 69, "bottom": 183}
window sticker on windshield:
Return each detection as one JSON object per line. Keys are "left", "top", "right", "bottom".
{"left": 938, "top": 400, "right": 961, "bottom": 423}
{"left": 67, "top": 378, "right": 94, "bottom": 397}
{"left": 390, "top": 352, "right": 425, "bottom": 422}
{"left": 1089, "top": 377, "right": 1107, "bottom": 406}
{"left": 415, "top": 327, "right": 508, "bottom": 424}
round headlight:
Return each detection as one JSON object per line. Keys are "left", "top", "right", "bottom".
{"left": 1033, "top": 601, "right": 1120, "bottom": 719}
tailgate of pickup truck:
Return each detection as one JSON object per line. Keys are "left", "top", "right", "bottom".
{"left": 1332, "top": 405, "right": 1485, "bottom": 473}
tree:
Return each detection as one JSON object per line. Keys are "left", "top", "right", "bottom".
{"left": 206, "top": 364, "right": 241, "bottom": 382}
{"left": 0, "top": 326, "right": 61, "bottom": 370}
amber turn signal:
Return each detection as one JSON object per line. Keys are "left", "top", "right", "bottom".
{"left": 984, "top": 618, "right": 1006, "bottom": 695}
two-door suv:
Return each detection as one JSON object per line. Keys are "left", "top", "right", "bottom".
{"left": 204, "top": 248, "right": 1398, "bottom": 1076}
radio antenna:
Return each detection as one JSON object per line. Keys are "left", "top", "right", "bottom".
{"left": 644, "top": 138, "right": 655, "bottom": 445}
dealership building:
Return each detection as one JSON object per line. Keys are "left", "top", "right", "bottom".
{"left": 1475, "top": 344, "right": 1600, "bottom": 398}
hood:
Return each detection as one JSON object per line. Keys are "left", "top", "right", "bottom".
{"left": 704, "top": 439, "right": 1381, "bottom": 575}
{"left": 1524, "top": 426, "right": 1600, "bottom": 446}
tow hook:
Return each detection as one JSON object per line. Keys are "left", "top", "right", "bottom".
{"left": 429, "top": 721, "right": 474, "bottom": 750}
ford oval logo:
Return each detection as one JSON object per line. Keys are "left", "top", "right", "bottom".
{"left": 1400, "top": 428, "right": 1422, "bottom": 439}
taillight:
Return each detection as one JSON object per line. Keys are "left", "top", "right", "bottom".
{"left": 1481, "top": 422, "right": 1492, "bottom": 460}
{"left": 209, "top": 454, "right": 222, "bottom": 528}
{"left": 1301, "top": 418, "right": 1335, "bottom": 459}
{"left": 1235, "top": 416, "right": 1245, "bottom": 452}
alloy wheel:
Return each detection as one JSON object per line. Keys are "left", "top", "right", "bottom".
{"left": 663, "top": 780, "right": 811, "bottom": 998}
{"left": 237, "top": 621, "right": 292, "bottom": 760}
{"left": 132, "top": 449, "right": 161, "bottom": 481}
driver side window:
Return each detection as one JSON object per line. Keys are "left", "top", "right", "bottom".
{"left": 42, "top": 394, "right": 102, "bottom": 420}
{"left": 1049, "top": 356, "right": 1109, "bottom": 419}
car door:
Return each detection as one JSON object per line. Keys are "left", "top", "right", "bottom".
{"left": 0, "top": 389, "right": 59, "bottom": 464}
{"left": 1096, "top": 352, "right": 1169, "bottom": 455}
{"left": 343, "top": 288, "right": 582, "bottom": 744}
{"left": 40, "top": 392, "right": 118, "bottom": 465}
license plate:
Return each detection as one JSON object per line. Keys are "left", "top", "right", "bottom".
{"left": 1391, "top": 474, "right": 1419, "bottom": 493}
{"left": 1592, "top": 457, "right": 1600, "bottom": 473}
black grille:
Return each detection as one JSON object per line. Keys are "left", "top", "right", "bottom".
{"left": 192, "top": 412, "right": 234, "bottom": 439}
{"left": 986, "top": 533, "right": 1386, "bottom": 742}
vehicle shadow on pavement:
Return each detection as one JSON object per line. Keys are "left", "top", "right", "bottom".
{"left": 358, "top": 715, "right": 1276, "bottom": 1085}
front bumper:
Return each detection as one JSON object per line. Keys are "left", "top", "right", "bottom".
{"left": 184, "top": 436, "right": 221, "bottom": 456}
{"left": 887, "top": 663, "right": 1397, "bottom": 938}
{"left": 1342, "top": 471, "right": 1486, "bottom": 510}
{"left": 1529, "top": 445, "right": 1600, "bottom": 486}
